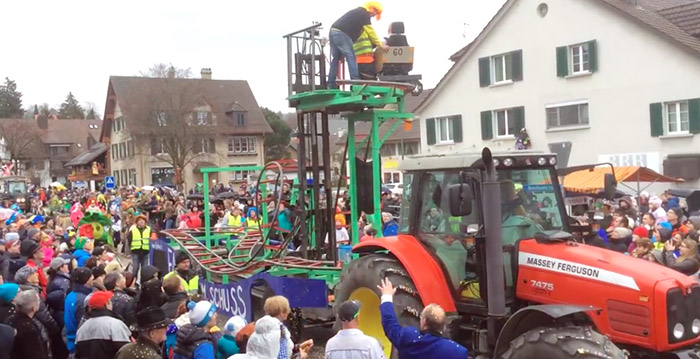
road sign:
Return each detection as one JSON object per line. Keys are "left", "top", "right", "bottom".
{"left": 104, "top": 176, "right": 115, "bottom": 189}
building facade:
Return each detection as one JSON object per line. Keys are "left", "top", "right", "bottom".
{"left": 101, "top": 71, "right": 271, "bottom": 189}
{"left": 416, "top": 0, "right": 700, "bottom": 185}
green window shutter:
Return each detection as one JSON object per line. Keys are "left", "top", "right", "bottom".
{"left": 426, "top": 118, "right": 437, "bottom": 145}
{"left": 588, "top": 40, "right": 598, "bottom": 72}
{"left": 480, "top": 111, "right": 493, "bottom": 140}
{"left": 512, "top": 50, "right": 523, "bottom": 81}
{"left": 649, "top": 103, "right": 663, "bottom": 137}
{"left": 556, "top": 46, "right": 569, "bottom": 77}
{"left": 513, "top": 106, "right": 525, "bottom": 132}
{"left": 452, "top": 115, "right": 463, "bottom": 143}
{"left": 689, "top": 98, "right": 700, "bottom": 134}
{"left": 479, "top": 57, "right": 491, "bottom": 87}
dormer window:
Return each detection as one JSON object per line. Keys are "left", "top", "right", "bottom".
{"left": 156, "top": 111, "right": 168, "bottom": 127}
{"left": 195, "top": 111, "right": 213, "bottom": 126}
{"left": 225, "top": 101, "right": 248, "bottom": 127}
{"left": 236, "top": 112, "right": 245, "bottom": 126}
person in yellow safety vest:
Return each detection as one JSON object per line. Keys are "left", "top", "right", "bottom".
{"left": 354, "top": 28, "right": 384, "bottom": 80}
{"left": 245, "top": 208, "right": 260, "bottom": 233}
{"left": 127, "top": 215, "right": 151, "bottom": 280}
{"left": 164, "top": 252, "right": 199, "bottom": 295}
{"left": 225, "top": 207, "right": 244, "bottom": 229}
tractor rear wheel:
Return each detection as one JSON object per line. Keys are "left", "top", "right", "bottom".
{"left": 501, "top": 326, "right": 628, "bottom": 359}
{"left": 334, "top": 254, "right": 423, "bottom": 359}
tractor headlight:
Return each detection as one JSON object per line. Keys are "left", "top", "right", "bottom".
{"left": 549, "top": 157, "right": 557, "bottom": 166}
{"left": 503, "top": 158, "right": 514, "bottom": 167}
{"left": 692, "top": 319, "right": 700, "bottom": 335}
{"left": 674, "top": 323, "right": 685, "bottom": 339}
{"left": 537, "top": 157, "right": 547, "bottom": 166}
{"left": 492, "top": 159, "right": 500, "bottom": 167}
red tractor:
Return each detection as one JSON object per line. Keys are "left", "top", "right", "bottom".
{"left": 333, "top": 149, "right": 700, "bottom": 358}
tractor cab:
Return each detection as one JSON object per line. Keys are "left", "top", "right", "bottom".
{"left": 1, "top": 176, "right": 29, "bottom": 211}
{"left": 398, "top": 151, "right": 566, "bottom": 301}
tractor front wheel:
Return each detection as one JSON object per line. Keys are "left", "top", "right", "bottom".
{"left": 501, "top": 326, "right": 628, "bottom": 359}
{"left": 334, "top": 254, "right": 423, "bottom": 359}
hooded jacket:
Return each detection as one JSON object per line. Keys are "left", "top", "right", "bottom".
{"left": 75, "top": 307, "right": 131, "bottom": 359}
{"left": 64, "top": 283, "right": 94, "bottom": 352}
{"left": 173, "top": 323, "right": 215, "bottom": 359}
{"left": 229, "top": 316, "right": 281, "bottom": 359}
{"left": 47, "top": 271, "right": 71, "bottom": 324}
{"left": 73, "top": 249, "right": 91, "bottom": 267}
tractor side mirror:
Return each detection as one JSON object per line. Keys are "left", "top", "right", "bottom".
{"left": 448, "top": 183, "right": 473, "bottom": 217}
{"left": 604, "top": 173, "right": 617, "bottom": 200}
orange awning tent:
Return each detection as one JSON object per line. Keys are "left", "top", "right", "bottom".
{"left": 561, "top": 166, "right": 683, "bottom": 195}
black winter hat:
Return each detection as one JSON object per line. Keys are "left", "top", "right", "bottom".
{"left": 19, "top": 240, "right": 40, "bottom": 258}
{"left": 71, "top": 267, "right": 93, "bottom": 285}
{"left": 176, "top": 252, "right": 190, "bottom": 265}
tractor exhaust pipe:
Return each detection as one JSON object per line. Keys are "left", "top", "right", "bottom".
{"left": 482, "top": 147, "right": 507, "bottom": 346}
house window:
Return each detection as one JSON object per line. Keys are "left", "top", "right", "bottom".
{"left": 546, "top": 101, "right": 589, "bottom": 129}
{"left": 494, "top": 109, "right": 517, "bottom": 138}
{"left": 127, "top": 140, "right": 134, "bottom": 157}
{"left": 156, "top": 111, "right": 168, "bottom": 127}
{"left": 151, "top": 167, "right": 175, "bottom": 185}
{"left": 121, "top": 169, "right": 127, "bottom": 186}
{"left": 113, "top": 171, "right": 120, "bottom": 186}
{"left": 129, "top": 169, "right": 136, "bottom": 186}
{"left": 492, "top": 53, "right": 513, "bottom": 83}
{"left": 111, "top": 144, "right": 117, "bottom": 160}
{"left": 231, "top": 164, "right": 255, "bottom": 181}
{"left": 236, "top": 112, "right": 246, "bottom": 126}
{"left": 570, "top": 43, "right": 590, "bottom": 74}
{"left": 49, "top": 145, "right": 69, "bottom": 156}
{"left": 151, "top": 138, "right": 166, "bottom": 155}
{"left": 380, "top": 143, "right": 397, "bottom": 157}
{"left": 195, "top": 111, "right": 212, "bottom": 126}
{"left": 400, "top": 142, "right": 419, "bottom": 156}
{"left": 114, "top": 117, "right": 125, "bottom": 132}
{"left": 666, "top": 101, "right": 689, "bottom": 135}
{"left": 383, "top": 172, "right": 401, "bottom": 183}
{"left": 227, "top": 137, "right": 256, "bottom": 154}
{"left": 436, "top": 117, "right": 454, "bottom": 143}
{"left": 119, "top": 143, "right": 126, "bottom": 159}
{"left": 195, "top": 138, "right": 216, "bottom": 154}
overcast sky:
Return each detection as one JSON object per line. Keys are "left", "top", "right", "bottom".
{"left": 0, "top": 0, "right": 505, "bottom": 115}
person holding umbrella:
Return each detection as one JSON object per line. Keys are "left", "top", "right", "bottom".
{"left": 114, "top": 306, "right": 172, "bottom": 359}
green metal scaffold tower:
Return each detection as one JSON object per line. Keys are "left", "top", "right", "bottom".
{"left": 284, "top": 24, "right": 414, "bottom": 262}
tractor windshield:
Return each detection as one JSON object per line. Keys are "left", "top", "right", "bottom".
{"left": 7, "top": 181, "right": 26, "bottom": 194}
{"left": 497, "top": 168, "right": 564, "bottom": 245}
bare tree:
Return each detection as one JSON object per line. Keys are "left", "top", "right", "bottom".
{"left": 0, "top": 119, "right": 42, "bottom": 174}
{"left": 140, "top": 63, "right": 193, "bottom": 79}
{"left": 127, "top": 78, "right": 217, "bottom": 190}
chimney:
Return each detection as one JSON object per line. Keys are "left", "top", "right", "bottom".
{"left": 167, "top": 66, "right": 176, "bottom": 79}
{"left": 37, "top": 115, "right": 48, "bottom": 130}
{"left": 201, "top": 68, "right": 212, "bottom": 80}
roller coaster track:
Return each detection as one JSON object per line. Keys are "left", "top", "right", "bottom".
{"left": 162, "top": 226, "right": 341, "bottom": 277}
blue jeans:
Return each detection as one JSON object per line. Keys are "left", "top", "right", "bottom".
{"left": 131, "top": 250, "right": 149, "bottom": 281}
{"left": 327, "top": 29, "right": 359, "bottom": 87}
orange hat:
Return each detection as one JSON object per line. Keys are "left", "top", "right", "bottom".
{"left": 88, "top": 291, "right": 114, "bottom": 308}
{"left": 363, "top": 1, "right": 382, "bottom": 20}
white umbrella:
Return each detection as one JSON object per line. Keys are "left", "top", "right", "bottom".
{"left": 141, "top": 185, "right": 155, "bottom": 191}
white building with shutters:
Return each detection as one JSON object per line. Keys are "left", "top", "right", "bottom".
{"left": 415, "top": 0, "right": 700, "bottom": 185}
